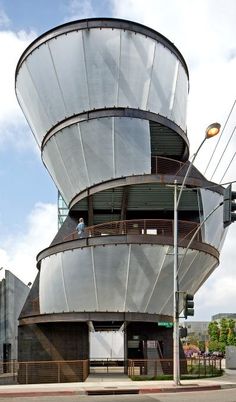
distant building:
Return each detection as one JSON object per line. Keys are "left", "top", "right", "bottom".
{"left": 212, "top": 313, "right": 236, "bottom": 321}
{"left": 0, "top": 271, "right": 29, "bottom": 366}
{"left": 183, "top": 321, "right": 210, "bottom": 344}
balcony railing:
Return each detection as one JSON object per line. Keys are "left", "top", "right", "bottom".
{"left": 151, "top": 156, "right": 205, "bottom": 181}
{"left": 63, "top": 219, "right": 201, "bottom": 243}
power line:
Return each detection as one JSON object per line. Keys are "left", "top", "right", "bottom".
{"left": 203, "top": 99, "right": 236, "bottom": 175}
{"left": 210, "top": 126, "right": 236, "bottom": 181}
{"left": 219, "top": 151, "right": 236, "bottom": 184}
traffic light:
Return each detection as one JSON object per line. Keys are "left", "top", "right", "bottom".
{"left": 223, "top": 184, "right": 236, "bottom": 228}
{"left": 179, "top": 327, "right": 188, "bottom": 338}
{"left": 184, "top": 294, "right": 194, "bottom": 319}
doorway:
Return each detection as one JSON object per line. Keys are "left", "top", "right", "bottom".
{"left": 89, "top": 330, "right": 124, "bottom": 374}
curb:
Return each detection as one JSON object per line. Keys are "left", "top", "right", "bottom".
{"left": 0, "top": 383, "right": 235, "bottom": 397}
{"left": 139, "top": 385, "right": 221, "bottom": 393}
{"left": 86, "top": 385, "right": 222, "bottom": 395}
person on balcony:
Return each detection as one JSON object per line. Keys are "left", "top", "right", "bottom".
{"left": 76, "top": 217, "right": 85, "bottom": 238}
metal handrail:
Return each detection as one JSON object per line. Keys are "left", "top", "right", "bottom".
{"left": 63, "top": 219, "right": 201, "bottom": 242}
{"left": 127, "top": 357, "right": 222, "bottom": 378}
{"left": 151, "top": 156, "right": 204, "bottom": 180}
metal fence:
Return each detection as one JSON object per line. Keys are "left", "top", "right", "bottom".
{"left": 90, "top": 358, "right": 124, "bottom": 374}
{"left": 0, "top": 359, "right": 89, "bottom": 384}
{"left": 0, "top": 358, "right": 222, "bottom": 383}
{"left": 64, "top": 219, "right": 201, "bottom": 243}
{"left": 128, "top": 357, "right": 222, "bottom": 378}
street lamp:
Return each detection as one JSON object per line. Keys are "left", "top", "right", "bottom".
{"left": 173, "top": 122, "right": 221, "bottom": 386}
{"left": 205, "top": 122, "right": 221, "bottom": 138}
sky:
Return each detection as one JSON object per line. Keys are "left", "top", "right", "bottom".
{"left": 0, "top": 0, "right": 235, "bottom": 321}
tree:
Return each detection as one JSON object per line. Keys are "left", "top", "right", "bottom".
{"left": 227, "top": 319, "right": 236, "bottom": 346}
{"left": 208, "top": 318, "right": 236, "bottom": 352}
{"left": 219, "top": 318, "right": 228, "bottom": 348}
{"left": 208, "top": 340, "right": 225, "bottom": 353}
{"left": 208, "top": 321, "right": 219, "bottom": 342}
{"left": 187, "top": 334, "right": 200, "bottom": 347}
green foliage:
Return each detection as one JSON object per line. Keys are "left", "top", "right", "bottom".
{"left": 228, "top": 319, "right": 235, "bottom": 331}
{"left": 198, "top": 341, "right": 206, "bottom": 352}
{"left": 227, "top": 332, "right": 236, "bottom": 346}
{"left": 219, "top": 318, "right": 228, "bottom": 345}
{"left": 208, "top": 321, "right": 219, "bottom": 342}
{"left": 187, "top": 334, "right": 200, "bottom": 347}
{"left": 187, "top": 364, "right": 222, "bottom": 376}
{"left": 208, "top": 318, "right": 236, "bottom": 351}
{"left": 227, "top": 319, "right": 236, "bottom": 346}
{"left": 208, "top": 340, "right": 223, "bottom": 352}
{"left": 130, "top": 368, "right": 223, "bottom": 381}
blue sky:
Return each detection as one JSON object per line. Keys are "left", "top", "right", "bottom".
{"left": 2, "top": 0, "right": 113, "bottom": 32}
{"left": 0, "top": 0, "right": 236, "bottom": 320}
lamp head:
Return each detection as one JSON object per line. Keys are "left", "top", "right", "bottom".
{"left": 205, "top": 122, "right": 221, "bottom": 138}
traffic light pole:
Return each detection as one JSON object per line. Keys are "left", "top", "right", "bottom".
{"left": 173, "top": 140, "right": 209, "bottom": 386}
{"left": 173, "top": 180, "right": 180, "bottom": 386}
{"left": 172, "top": 125, "right": 221, "bottom": 387}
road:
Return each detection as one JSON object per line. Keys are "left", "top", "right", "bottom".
{"left": 1, "top": 389, "right": 236, "bottom": 402}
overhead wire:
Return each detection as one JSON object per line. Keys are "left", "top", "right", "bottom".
{"left": 203, "top": 99, "right": 236, "bottom": 176}
{"left": 219, "top": 151, "right": 236, "bottom": 184}
{"left": 210, "top": 126, "right": 236, "bottom": 181}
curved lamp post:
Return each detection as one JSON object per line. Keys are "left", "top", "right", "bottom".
{"left": 173, "top": 122, "right": 221, "bottom": 386}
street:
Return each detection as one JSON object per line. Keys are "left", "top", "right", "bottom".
{"left": 1, "top": 389, "right": 236, "bottom": 402}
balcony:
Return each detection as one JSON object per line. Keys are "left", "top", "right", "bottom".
{"left": 63, "top": 219, "right": 201, "bottom": 243}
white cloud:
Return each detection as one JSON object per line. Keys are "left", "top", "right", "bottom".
{"left": 63, "top": 0, "right": 95, "bottom": 22}
{"left": 0, "top": 26, "right": 36, "bottom": 149}
{"left": 0, "top": 202, "right": 57, "bottom": 284}
{"left": 0, "top": 10, "right": 55, "bottom": 287}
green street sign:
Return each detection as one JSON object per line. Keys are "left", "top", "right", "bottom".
{"left": 158, "top": 322, "right": 173, "bottom": 328}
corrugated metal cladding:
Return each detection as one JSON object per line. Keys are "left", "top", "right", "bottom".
{"left": 93, "top": 214, "right": 120, "bottom": 225}
{"left": 92, "top": 188, "right": 123, "bottom": 211}
{"left": 74, "top": 184, "right": 199, "bottom": 214}
{"left": 150, "top": 122, "right": 185, "bottom": 157}
{"left": 73, "top": 198, "right": 87, "bottom": 211}
{"left": 127, "top": 184, "right": 199, "bottom": 211}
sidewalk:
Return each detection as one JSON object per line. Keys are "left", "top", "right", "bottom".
{"left": 0, "top": 370, "right": 236, "bottom": 397}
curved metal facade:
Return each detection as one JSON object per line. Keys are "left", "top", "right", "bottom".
{"left": 42, "top": 117, "right": 151, "bottom": 204}
{"left": 15, "top": 18, "right": 226, "bottom": 327}
{"left": 15, "top": 19, "right": 189, "bottom": 205}
{"left": 39, "top": 244, "right": 217, "bottom": 316}
{"left": 16, "top": 27, "right": 188, "bottom": 138}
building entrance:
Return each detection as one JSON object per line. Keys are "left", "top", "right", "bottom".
{"left": 90, "top": 330, "right": 124, "bottom": 374}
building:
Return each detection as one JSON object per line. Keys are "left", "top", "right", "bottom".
{"left": 212, "top": 313, "right": 236, "bottom": 322}
{"left": 15, "top": 18, "right": 227, "bottom": 383}
{"left": 183, "top": 321, "right": 210, "bottom": 344}
{"left": 0, "top": 270, "right": 29, "bottom": 369}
